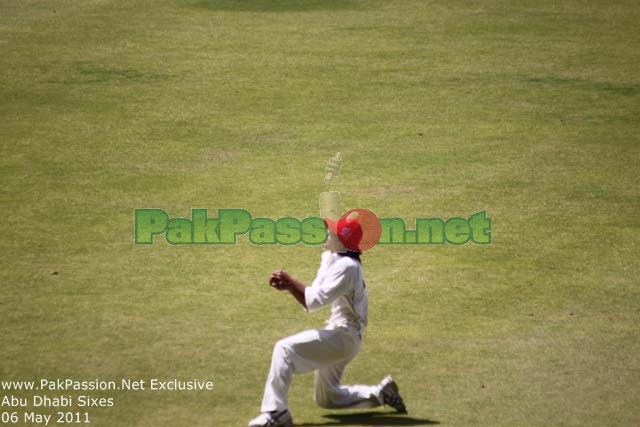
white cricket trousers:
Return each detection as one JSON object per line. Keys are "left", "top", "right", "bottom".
{"left": 260, "top": 327, "right": 383, "bottom": 412}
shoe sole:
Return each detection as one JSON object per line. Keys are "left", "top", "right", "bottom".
{"left": 381, "top": 379, "right": 407, "bottom": 414}
{"left": 248, "top": 413, "right": 293, "bottom": 427}
{"left": 248, "top": 419, "right": 292, "bottom": 427}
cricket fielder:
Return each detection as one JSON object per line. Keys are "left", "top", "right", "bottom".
{"left": 248, "top": 220, "right": 406, "bottom": 427}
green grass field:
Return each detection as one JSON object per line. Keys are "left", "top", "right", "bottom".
{"left": 1, "top": 0, "right": 639, "bottom": 425}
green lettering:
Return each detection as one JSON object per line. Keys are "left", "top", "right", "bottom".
{"left": 445, "top": 217, "right": 470, "bottom": 245}
{"left": 469, "top": 210, "right": 491, "bottom": 244}
{"left": 219, "top": 209, "right": 251, "bottom": 243}
{"left": 250, "top": 218, "right": 276, "bottom": 244}
{"left": 166, "top": 217, "right": 193, "bottom": 245}
{"left": 301, "top": 217, "right": 327, "bottom": 245}
{"left": 192, "top": 209, "right": 208, "bottom": 244}
{"left": 134, "top": 209, "right": 168, "bottom": 244}
{"left": 206, "top": 218, "right": 220, "bottom": 243}
{"left": 405, "top": 229, "right": 416, "bottom": 243}
{"left": 275, "top": 217, "right": 301, "bottom": 245}
{"left": 379, "top": 218, "right": 405, "bottom": 244}
{"left": 416, "top": 218, "right": 445, "bottom": 244}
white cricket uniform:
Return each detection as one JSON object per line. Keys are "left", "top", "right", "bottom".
{"left": 260, "top": 251, "right": 384, "bottom": 412}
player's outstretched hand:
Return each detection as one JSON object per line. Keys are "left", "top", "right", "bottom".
{"left": 269, "top": 269, "right": 291, "bottom": 291}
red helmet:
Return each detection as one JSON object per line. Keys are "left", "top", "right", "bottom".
{"left": 324, "top": 209, "right": 381, "bottom": 252}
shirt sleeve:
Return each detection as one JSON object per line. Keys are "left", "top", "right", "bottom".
{"left": 305, "top": 260, "right": 354, "bottom": 312}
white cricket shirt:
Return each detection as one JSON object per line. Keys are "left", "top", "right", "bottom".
{"left": 304, "top": 251, "right": 368, "bottom": 336}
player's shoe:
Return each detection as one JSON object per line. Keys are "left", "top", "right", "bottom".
{"left": 247, "top": 409, "right": 293, "bottom": 427}
{"left": 379, "top": 375, "right": 407, "bottom": 413}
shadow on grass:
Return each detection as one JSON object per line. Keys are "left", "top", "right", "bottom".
{"left": 193, "top": 0, "right": 363, "bottom": 12}
{"left": 514, "top": 75, "right": 640, "bottom": 97}
{"left": 297, "top": 411, "right": 439, "bottom": 426}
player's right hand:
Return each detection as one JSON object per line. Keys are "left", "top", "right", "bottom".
{"left": 269, "top": 269, "right": 289, "bottom": 291}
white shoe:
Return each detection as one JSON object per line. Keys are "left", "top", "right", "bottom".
{"left": 248, "top": 410, "right": 293, "bottom": 427}
{"left": 379, "top": 376, "right": 407, "bottom": 413}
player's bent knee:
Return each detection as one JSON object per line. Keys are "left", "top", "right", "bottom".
{"left": 314, "top": 395, "right": 336, "bottom": 409}
{"left": 314, "top": 390, "right": 340, "bottom": 409}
